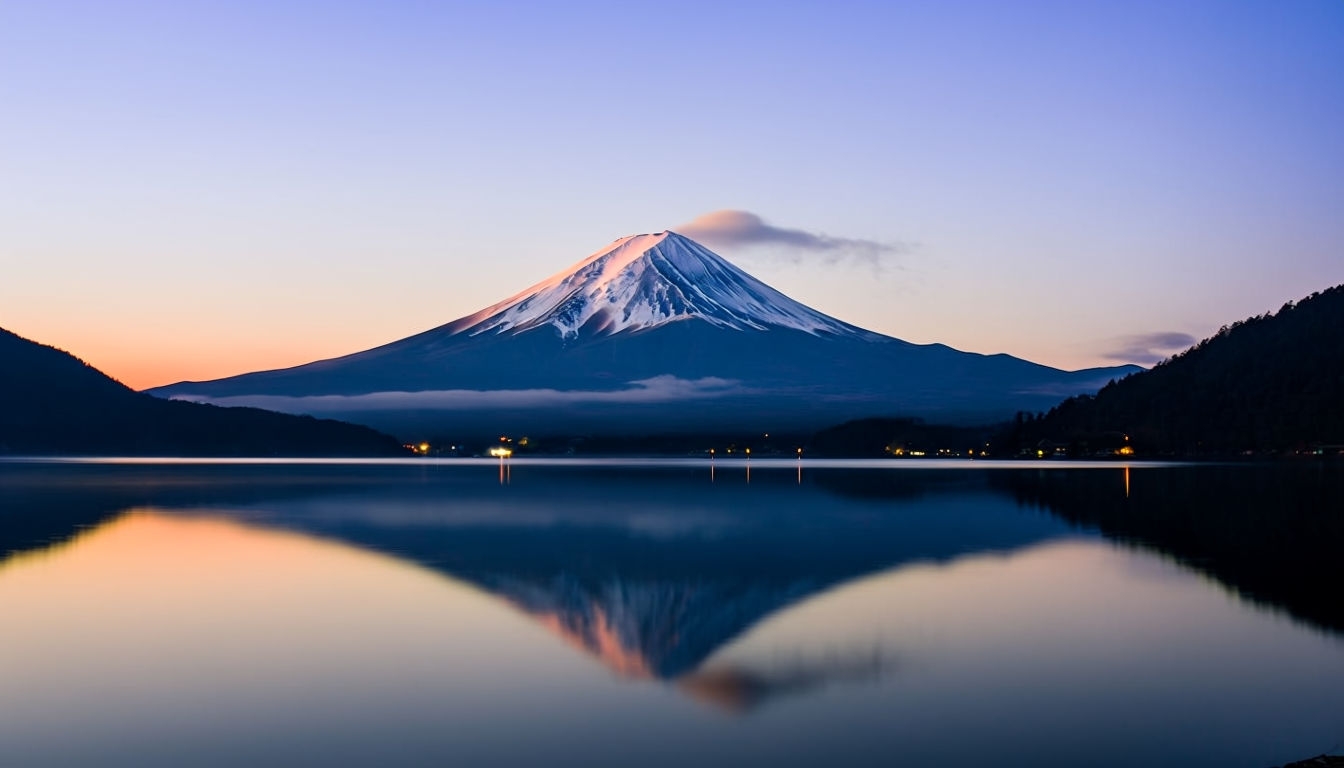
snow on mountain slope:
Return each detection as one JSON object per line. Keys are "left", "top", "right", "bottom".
{"left": 444, "top": 231, "right": 877, "bottom": 339}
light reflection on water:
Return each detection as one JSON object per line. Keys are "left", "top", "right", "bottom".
{"left": 0, "top": 460, "right": 1341, "bottom": 767}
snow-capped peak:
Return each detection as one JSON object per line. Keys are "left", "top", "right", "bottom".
{"left": 447, "top": 231, "right": 874, "bottom": 339}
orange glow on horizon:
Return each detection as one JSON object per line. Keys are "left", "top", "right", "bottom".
{"left": 3, "top": 317, "right": 413, "bottom": 392}
{"left": 112, "top": 348, "right": 349, "bottom": 392}
{"left": 41, "top": 338, "right": 361, "bottom": 393}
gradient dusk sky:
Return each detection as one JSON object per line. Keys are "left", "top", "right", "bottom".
{"left": 2, "top": 1, "right": 1341, "bottom": 390}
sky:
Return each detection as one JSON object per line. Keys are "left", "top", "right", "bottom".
{"left": 2, "top": 0, "right": 1341, "bottom": 391}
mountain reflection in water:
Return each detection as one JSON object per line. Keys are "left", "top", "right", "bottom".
{"left": 2, "top": 460, "right": 1342, "bottom": 699}
{"left": 4, "top": 459, "right": 1344, "bottom": 768}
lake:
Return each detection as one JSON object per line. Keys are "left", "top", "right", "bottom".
{"left": 1, "top": 458, "right": 1341, "bottom": 767}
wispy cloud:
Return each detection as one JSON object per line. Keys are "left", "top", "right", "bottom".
{"left": 676, "top": 210, "right": 909, "bottom": 266}
{"left": 171, "top": 376, "right": 748, "bottom": 413}
{"left": 1102, "top": 331, "right": 1196, "bottom": 365}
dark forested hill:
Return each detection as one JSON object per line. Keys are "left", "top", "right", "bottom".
{"left": 0, "top": 328, "right": 407, "bottom": 456}
{"left": 1000, "top": 285, "right": 1344, "bottom": 456}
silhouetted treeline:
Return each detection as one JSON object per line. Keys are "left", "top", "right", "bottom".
{"left": 808, "top": 417, "right": 990, "bottom": 457}
{"left": 0, "top": 328, "right": 407, "bottom": 456}
{"left": 421, "top": 431, "right": 815, "bottom": 456}
{"left": 430, "top": 419, "right": 991, "bottom": 457}
{"left": 997, "top": 284, "right": 1344, "bottom": 456}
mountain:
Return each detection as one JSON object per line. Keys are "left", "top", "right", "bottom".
{"left": 1000, "top": 284, "right": 1344, "bottom": 455}
{"left": 0, "top": 327, "right": 406, "bottom": 456}
{"left": 152, "top": 231, "right": 1138, "bottom": 438}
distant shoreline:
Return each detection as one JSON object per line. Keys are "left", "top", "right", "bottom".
{"left": 0, "top": 455, "right": 1216, "bottom": 469}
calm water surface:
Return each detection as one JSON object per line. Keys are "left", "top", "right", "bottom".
{"left": 1, "top": 459, "right": 1341, "bottom": 767}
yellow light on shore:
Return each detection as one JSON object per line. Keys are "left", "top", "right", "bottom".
{"left": 489, "top": 446, "right": 513, "bottom": 458}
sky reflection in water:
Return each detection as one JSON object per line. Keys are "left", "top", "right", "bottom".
{"left": 1, "top": 461, "right": 1342, "bottom": 767}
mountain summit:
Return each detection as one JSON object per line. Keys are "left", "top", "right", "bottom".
{"left": 446, "top": 231, "right": 873, "bottom": 339}
{"left": 152, "top": 232, "right": 1138, "bottom": 437}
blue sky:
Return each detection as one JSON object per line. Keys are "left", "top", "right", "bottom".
{"left": 2, "top": 0, "right": 1341, "bottom": 388}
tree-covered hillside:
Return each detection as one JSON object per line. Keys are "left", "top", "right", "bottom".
{"left": 1001, "top": 285, "right": 1344, "bottom": 456}
{"left": 0, "top": 328, "right": 407, "bottom": 456}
